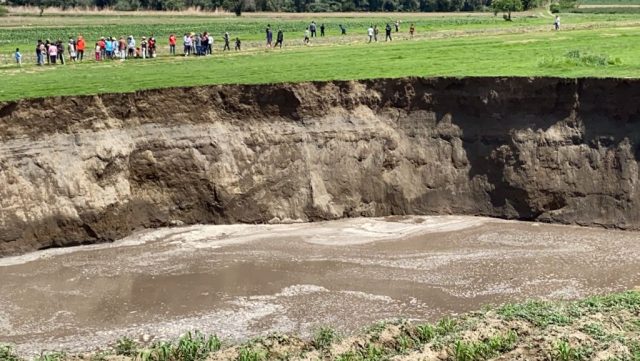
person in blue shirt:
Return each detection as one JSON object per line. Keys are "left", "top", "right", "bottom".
{"left": 15, "top": 48, "right": 22, "bottom": 67}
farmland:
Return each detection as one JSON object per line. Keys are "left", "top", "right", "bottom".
{"left": 1, "top": 10, "right": 640, "bottom": 100}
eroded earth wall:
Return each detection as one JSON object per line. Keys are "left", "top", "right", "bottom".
{"left": 1, "top": 77, "right": 639, "bottom": 255}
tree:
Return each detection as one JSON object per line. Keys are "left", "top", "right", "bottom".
{"left": 492, "top": 0, "right": 522, "bottom": 20}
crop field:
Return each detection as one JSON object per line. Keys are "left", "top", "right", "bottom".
{"left": 1, "top": 10, "right": 640, "bottom": 101}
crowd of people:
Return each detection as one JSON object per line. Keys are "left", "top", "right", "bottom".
{"left": 14, "top": 20, "right": 418, "bottom": 67}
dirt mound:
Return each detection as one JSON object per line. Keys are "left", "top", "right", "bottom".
{"left": 1, "top": 77, "right": 639, "bottom": 256}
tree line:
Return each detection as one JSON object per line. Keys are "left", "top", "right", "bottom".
{"left": 5, "top": 0, "right": 541, "bottom": 14}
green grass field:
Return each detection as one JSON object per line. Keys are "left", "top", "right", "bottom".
{"left": 1, "top": 10, "right": 640, "bottom": 101}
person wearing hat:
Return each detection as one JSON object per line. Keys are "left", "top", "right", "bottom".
{"left": 99, "top": 37, "right": 106, "bottom": 60}
{"left": 141, "top": 36, "right": 148, "bottom": 59}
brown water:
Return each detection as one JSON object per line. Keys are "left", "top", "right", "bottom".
{"left": 1, "top": 216, "right": 639, "bottom": 356}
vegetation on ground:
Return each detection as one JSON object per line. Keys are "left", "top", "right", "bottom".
{"left": 0, "top": 11, "right": 639, "bottom": 102}
{"left": 2, "top": 290, "right": 640, "bottom": 360}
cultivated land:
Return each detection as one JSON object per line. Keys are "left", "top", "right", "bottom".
{"left": 1, "top": 10, "right": 640, "bottom": 100}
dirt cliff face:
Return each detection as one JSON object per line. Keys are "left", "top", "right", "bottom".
{"left": 0, "top": 77, "right": 639, "bottom": 256}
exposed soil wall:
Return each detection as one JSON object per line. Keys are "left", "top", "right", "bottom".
{"left": 1, "top": 77, "right": 639, "bottom": 256}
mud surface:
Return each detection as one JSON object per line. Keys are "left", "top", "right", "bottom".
{"left": 1, "top": 216, "right": 639, "bottom": 356}
{"left": 2, "top": 77, "right": 640, "bottom": 256}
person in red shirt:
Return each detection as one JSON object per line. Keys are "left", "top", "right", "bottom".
{"left": 76, "top": 35, "right": 85, "bottom": 61}
{"left": 98, "top": 37, "right": 106, "bottom": 60}
{"left": 169, "top": 34, "right": 176, "bottom": 55}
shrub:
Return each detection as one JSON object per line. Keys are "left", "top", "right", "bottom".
{"left": 0, "top": 345, "right": 21, "bottom": 361}
{"left": 312, "top": 327, "right": 339, "bottom": 351}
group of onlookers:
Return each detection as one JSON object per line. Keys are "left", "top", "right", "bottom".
{"left": 13, "top": 21, "right": 417, "bottom": 67}
{"left": 32, "top": 38, "right": 85, "bottom": 65}
{"left": 28, "top": 35, "right": 161, "bottom": 66}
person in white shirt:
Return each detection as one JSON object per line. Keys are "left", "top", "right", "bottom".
{"left": 368, "top": 26, "right": 374, "bottom": 43}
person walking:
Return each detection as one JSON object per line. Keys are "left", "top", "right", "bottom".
{"left": 275, "top": 29, "right": 283, "bottom": 48}
{"left": 367, "top": 25, "right": 374, "bottom": 43}
{"left": 14, "top": 48, "right": 22, "bottom": 67}
{"left": 267, "top": 27, "right": 273, "bottom": 48}
{"left": 374, "top": 25, "right": 379, "bottom": 42}
{"left": 223, "top": 32, "right": 231, "bottom": 51}
{"left": 76, "top": 36, "right": 85, "bottom": 61}
{"left": 265, "top": 24, "right": 272, "bottom": 47}
{"left": 554, "top": 15, "right": 560, "bottom": 31}
{"left": 235, "top": 37, "right": 241, "bottom": 51}
{"left": 409, "top": 23, "right": 415, "bottom": 39}
{"left": 304, "top": 28, "right": 310, "bottom": 44}
{"left": 169, "top": 34, "right": 176, "bottom": 55}
{"left": 385, "top": 23, "right": 392, "bottom": 41}
{"left": 320, "top": 23, "right": 325, "bottom": 37}
{"left": 395, "top": 20, "right": 400, "bottom": 32}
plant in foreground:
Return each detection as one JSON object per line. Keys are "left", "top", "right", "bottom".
{"left": 312, "top": 326, "right": 339, "bottom": 351}
{"left": 0, "top": 345, "right": 22, "bottom": 361}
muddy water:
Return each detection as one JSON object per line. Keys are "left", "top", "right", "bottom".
{"left": 1, "top": 216, "right": 639, "bottom": 355}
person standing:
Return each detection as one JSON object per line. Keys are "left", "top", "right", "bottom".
{"left": 169, "top": 34, "right": 176, "bottom": 55}
{"left": 385, "top": 23, "right": 392, "bottom": 41}
{"left": 45, "top": 40, "right": 51, "bottom": 64}
{"left": 223, "top": 32, "right": 231, "bottom": 51}
{"left": 57, "top": 40, "right": 65, "bottom": 64}
{"left": 275, "top": 29, "right": 283, "bottom": 48}
{"left": 395, "top": 20, "right": 400, "bottom": 32}
{"left": 95, "top": 42, "right": 101, "bottom": 61}
{"left": 409, "top": 23, "right": 415, "bottom": 38}
{"left": 35, "top": 40, "right": 44, "bottom": 66}
{"left": 118, "top": 37, "right": 126, "bottom": 60}
{"left": 554, "top": 15, "right": 560, "bottom": 30}
{"left": 127, "top": 35, "right": 136, "bottom": 58}
{"left": 374, "top": 25, "right": 379, "bottom": 42}
{"left": 15, "top": 48, "right": 22, "bottom": 67}
{"left": 194, "top": 33, "right": 201, "bottom": 55}
{"left": 149, "top": 36, "right": 157, "bottom": 57}
{"left": 310, "top": 21, "right": 317, "bottom": 37}
{"left": 304, "top": 28, "right": 310, "bottom": 44}
{"left": 339, "top": 24, "right": 346, "bottom": 35}
{"left": 48, "top": 42, "right": 58, "bottom": 64}
{"left": 235, "top": 37, "right": 241, "bottom": 51}
{"left": 183, "top": 33, "right": 192, "bottom": 56}
{"left": 105, "top": 37, "right": 113, "bottom": 59}
{"left": 202, "top": 33, "right": 209, "bottom": 55}
{"left": 76, "top": 36, "right": 85, "bottom": 61}
{"left": 141, "top": 36, "right": 148, "bottom": 59}
{"left": 68, "top": 38, "right": 76, "bottom": 62}
{"left": 99, "top": 37, "right": 106, "bottom": 60}
{"left": 320, "top": 23, "right": 325, "bottom": 37}
{"left": 367, "top": 25, "right": 374, "bottom": 43}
